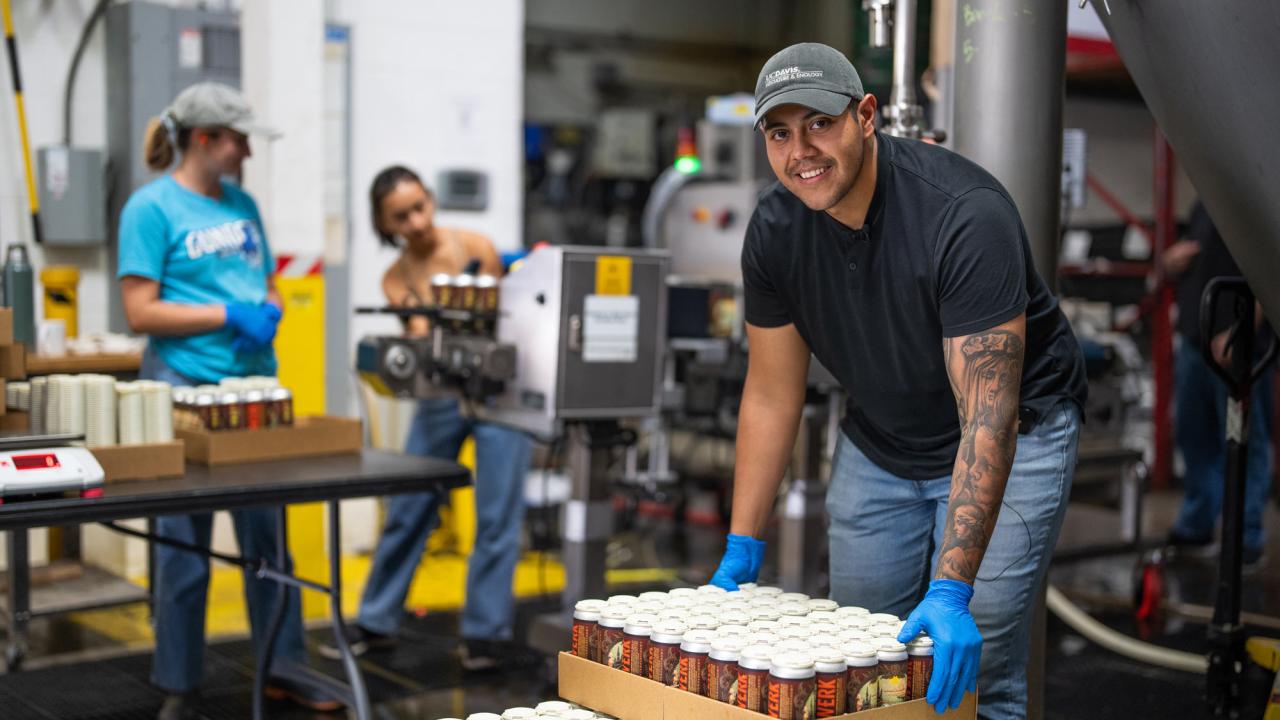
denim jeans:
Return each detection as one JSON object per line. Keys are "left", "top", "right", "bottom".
{"left": 826, "top": 400, "right": 1080, "bottom": 720}
{"left": 356, "top": 397, "right": 532, "bottom": 641}
{"left": 140, "top": 347, "right": 306, "bottom": 692}
{"left": 1172, "top": 340, "right": 1274, "bottom": 550}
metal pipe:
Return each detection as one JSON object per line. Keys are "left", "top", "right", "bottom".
{"left": 889, "top": 0, "right": 917, "bottom": 110}
{"left": 865, "top": 0, "right": 894, "bottom": 48}
{"left": 951, "top": 0, "right": 1067, "bottom": 288}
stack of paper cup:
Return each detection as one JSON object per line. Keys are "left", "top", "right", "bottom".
{"left": 29, "top": 376, "right": 46, "bottom": 434}
{"left": 117, "top": 382, "right": 146, "bottom": 445}
{"left": 61, "top": 375, "right": 86, "bottom": 437}
{"left": 45, "top": 375, "right": 67, "bottom": 433}
{"left": 14, "top": 381, "right": 30, "bottom": 411}
{"left": 142, "top": 380, "right": 174, "bottom": 442}
{"left": 4, "top": 382, "right": 16, "bottom": 409}
{"left": 84, "top": 375, "right": 118, "bottom": 447}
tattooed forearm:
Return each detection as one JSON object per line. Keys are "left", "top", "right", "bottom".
{"left": 936, "top": 325, "right": 1025, "bottom": 584}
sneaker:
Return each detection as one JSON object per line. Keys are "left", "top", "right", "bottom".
{"left": 316, "top": 624, "right": 394, "bottom": 660}
{"left": 458, "top": 638, "right": 503, "bottom": 672}
{"left": 264, "top": 674, "right": 345, "bottom": 712}
{"left": 157, "top": 691, "right": 200, "bottom": 720}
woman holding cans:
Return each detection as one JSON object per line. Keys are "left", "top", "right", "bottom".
{"left": 326, "top": 165, "right": 532, "bottom": 670}
{"left": 116, "top": 83, "right": 340, "bottom": 717}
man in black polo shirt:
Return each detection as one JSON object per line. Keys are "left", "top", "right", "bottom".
{"left": 707, "top": 43, "right": 1087, "bottom": 719}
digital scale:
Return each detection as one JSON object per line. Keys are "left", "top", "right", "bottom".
{"left": 0, "top": 433, "right": 105, "bottom": 503}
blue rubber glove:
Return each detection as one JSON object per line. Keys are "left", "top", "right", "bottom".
{"left": 225, "top": 302, "right": 282, "bottom": 353}
{"left": 708, "top": 533, "right": 766, "bottom": 591}
{"left": 897, "top": 579, "right": 981, "bottom": 714}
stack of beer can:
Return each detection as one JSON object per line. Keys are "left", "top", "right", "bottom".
{"left": 570, "top": 585, "right": 935, "bottom": 719}
{"left": 171, "top": 376, "right": 293, "bottom": 432}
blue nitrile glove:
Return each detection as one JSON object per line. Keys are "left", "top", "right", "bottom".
{"left": 708, "top": 533, "right": 766, "bottom": 590}
{"left": 898, "top": 579, "right": 982, "bottom": 714}
{"left": 225, "top": 302, "right": 282, "bottom": 354}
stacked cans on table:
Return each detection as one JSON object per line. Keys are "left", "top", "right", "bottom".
{"left": 570, "top": 584, "right": 935, "bottom": 718}
{"left": 436, "top": 700, "right": 616, "bottom": 720}
{"left": 171, "top": 376, "right": 293, "bottom": 432}
{"left": 9, "top": 375, "right": 174, "bottom": 447}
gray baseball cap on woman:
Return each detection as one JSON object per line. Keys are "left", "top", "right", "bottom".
{"left": 754, "top": 43, "right": 865, "bottom": 124}
{"left": 165, "top": 82, "right": 280, "bottom": 138}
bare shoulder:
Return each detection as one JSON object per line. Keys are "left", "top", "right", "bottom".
{"left": 381, "top": 257, "right": 407, "bottom": 304}
{"left": 456, "top": 228, "right": 497, "bottom": 255}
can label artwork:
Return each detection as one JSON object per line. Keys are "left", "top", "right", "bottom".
{"left": 815, "top": 671, "right": 847, "bottom": 717}
{"left": 908, "top": 654, "right": 933, "bottom": 701}
{"left": 879, "top": 659, "right": 908, "bottom": 705}
{"left": 848, "top": 666, "right": 879, "bottom": 711}
{"left": 601, "top": 626, "right": 626, "bottom": 669}
{"left": 767, "top": 674, "right": 816, "bottom": 719}
{"left": 708, "top": 657, "right": 739, "bottom": 703}
{"left": 679, "top": 652, "right": 709, "bottom": 695}
{"left": 649, "top": 641, "right": 682, "bottom": 686}
{"left": 736, "top": 666, "right": 768, "bottom": 711}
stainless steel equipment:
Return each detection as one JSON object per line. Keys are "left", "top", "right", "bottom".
{"left": 1090, "top": 0, "right": 1280, "bottom": 333}
{"left": 486, "top": 246, "right": 669, "bottom": 438}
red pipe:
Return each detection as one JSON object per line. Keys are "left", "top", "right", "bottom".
{"left": 1151, "top": 130, "right": 1176, "bottom": 490}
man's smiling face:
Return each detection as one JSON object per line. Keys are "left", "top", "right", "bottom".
{"left": 760, "top": 101, "right": 865, "bottom": 212}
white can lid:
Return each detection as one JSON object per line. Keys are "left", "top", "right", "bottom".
{"left": 769, "top": 651, "right": 817, "bottom": 678}
{"left": 696, "top": 584, "right": 728, "bottom": 594}
{"left": 638, "top": 591, "right": 669, "bottom": 603}
{"left": 651, "top": 619, "right": 689, "bottom": 643}
{"left": 535, "top": 701, "right": 572, "bottom": 713}
{"left": 716, "top": 624, "right": 752, "bottom": 638}
{"left": 867, "top": 613, "right": 900, "bottom": 624}
{"left": 807, "top": 598, "right": 839, "bottom": 612}
{"left": 607, "top": 594, "right": 638, "bottom": 605}
{"left": 777, "top": 602, "right": 810, "bottom": 617}
{"left": 668, "top": 587, "right": 698, "bottom": 598}
{"left": 754, "top": 585, "right": 784, "bottom": 596}
{"left": 738, "top": 643, "right": 774, "bottom": 669}
{"left": 841, "top": 641, "right": 878, "bottom": 662}
{"left": 500, "top": 708, "right": 538, "bottom": 720}
{"left": 777, "top": 592, "right": 810, "bottom": 604}
{"left": 907, "top": 635, "right": 935, "bottom": 652}
{"left": 710, "top": 635, "right": 748, "bottom": 660}
{"left": 834, "top": 606, "right": 870, "bottom": 617}
{"left": 748, "top": 619, "right": 781, "bottom": 632}
{"left": 686, "top": 614, "right": 720, "bottom": 630}
{"left": 680, "top": 628, "right": 716, "bottom": 652}
{"left": 623, "top": 613, "right": 657, "bottom": 635}
{"left": 810, "top": 645, "right": 849, "bottom": 670}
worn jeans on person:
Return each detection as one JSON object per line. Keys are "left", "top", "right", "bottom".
{"left": 356, "top": 397, "right": 532, "bottom": 641}
{"left": 140, "top": 347, "right": 306, "bottom": 693}
{"left": 1172, "top": 340, "right": 1274, "bottom": 550}
{"left": 826, "top": 401, "right": 1080, "bottom": 720}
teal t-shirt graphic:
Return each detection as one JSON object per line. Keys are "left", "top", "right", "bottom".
{"left": 117, "top": 175, "right": 277, "bottom": 383}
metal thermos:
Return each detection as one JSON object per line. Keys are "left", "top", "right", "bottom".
{"left": 4, "top": 244, "right": 35, "bottom": 347}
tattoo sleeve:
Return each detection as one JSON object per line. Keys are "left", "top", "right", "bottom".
{"left": 935, "top": 317, "right": 1026, "bottom": 584}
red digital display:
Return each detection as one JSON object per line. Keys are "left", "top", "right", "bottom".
{"left": 12, "top": 453, "right": 60, "bottom": 471}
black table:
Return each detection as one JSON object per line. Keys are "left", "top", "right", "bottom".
{"left": 0, "top": 449, "right": 469, "bottom": 720}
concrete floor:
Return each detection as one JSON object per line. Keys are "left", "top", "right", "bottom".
{"left": 0, "top": 487, "right": 1277, "bottom": 719}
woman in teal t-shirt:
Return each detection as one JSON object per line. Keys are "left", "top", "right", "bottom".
{"left": 116, "top": 83, "right": 340, "bottom": 718}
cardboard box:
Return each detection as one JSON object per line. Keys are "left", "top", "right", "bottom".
{"left": 0, "top": 410, "right": 29, "bottom": 431}
{"left": 0, "top": 308, "right": 12, "bottom": 346}
{"left": 0, "top": 342, "right": 25, "bottom": 379}
{"left": 176, "top": 415, "right": 362, "bottom": 466}
{"left": 91, "top": 441, "right": 186, "bottom": 483}
{"left": 557, "top": 653, "right": 976, "bottom": 720}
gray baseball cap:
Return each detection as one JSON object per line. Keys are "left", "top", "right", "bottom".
{"left": 165, "top": 82, "right": 280, "bottom": 138}
{"left": 754, "top": 43, "right": 864, "bottom": 124}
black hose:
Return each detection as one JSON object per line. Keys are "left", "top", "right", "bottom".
{"left": 63, "top": 0, "right": 111, "bottom": 146}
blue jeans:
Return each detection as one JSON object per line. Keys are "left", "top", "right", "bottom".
{"left": 1172, "top": 340, "right": 1274, "bottom": 550}
{"left": 141, "top": 347, "right": 307, "bottom": 692}
{"left": 826, "top": 401, "right": 1080, "bottom": 720}
{"left": 356, "top": 397, "right": 532, "bottom": 641}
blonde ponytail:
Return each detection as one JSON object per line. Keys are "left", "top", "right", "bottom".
{"left": 143, "top": 116, "right": 176, "bottom": 170}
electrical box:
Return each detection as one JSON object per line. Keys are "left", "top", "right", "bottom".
{"left": 483, "top": 246, "right": 669, "bottom": 438}
{"left": 36, "top": 147, "right": 105, "bottom": 246}
{"left": 436, "top": 169, "right": 489, "bottom": 211}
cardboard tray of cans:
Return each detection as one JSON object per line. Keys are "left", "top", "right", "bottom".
{"left": 91, "top": 441, "right": 186, "bottom": 483}
{"left": 176, "top": 416, "right": 362, "bottom": 466}
{"left": 558, "top": 653, "right": 975, "bottom": 720}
